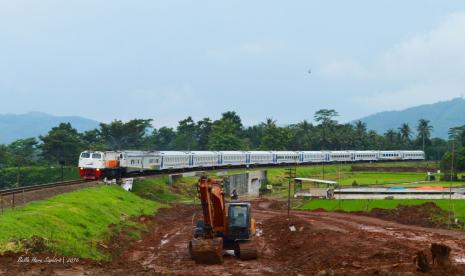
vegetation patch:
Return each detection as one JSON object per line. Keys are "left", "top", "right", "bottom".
{"left": 0, "top": 186, "right": 159, "bottom": 260}
{"left": 0, "top": 166, "right": 79, "bottom": 189}
{"left": 131, "top": 176, "right": 196, "bottom": 203}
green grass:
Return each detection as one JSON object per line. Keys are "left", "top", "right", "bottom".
{"left": 0, "top": 166, "right": 80, "bottom": 189}
{"left": 0, "top": 186, "right": 159, "bottom": 260}
{"left": 298, "top": 199, "right": 465, "bottom": 222}
{"left": 353, "top": 161, "right": 438, "bottom": 168}
{"left": 131, "top": 176, "right": 197, "bottom": 203}
{"left": 337, "top": 172, "right": 428, "bottom": 185}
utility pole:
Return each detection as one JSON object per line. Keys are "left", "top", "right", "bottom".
{"left": 448, "top": 141, "right": 455, "bottom": 229}
{"left": 60, "top": 160, "right": 65, "bottom": 182}
{"left": 285, "top": 165, "right": 297, "bottom": 217}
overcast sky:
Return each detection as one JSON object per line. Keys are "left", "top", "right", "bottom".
{"left": 1, "top": 1, "right": 465, "bottom": 127}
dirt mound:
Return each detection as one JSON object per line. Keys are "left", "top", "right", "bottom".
{"left": 358, "top": 202, "right": 450, "bottom": 228}
{"left": 268, "top": 200, "right": 288, "bottom": 210}
{"left": 260, "top": 214, "right": 408, "bottom": 274}
{"left": 254, "top": 198, "right": 288, "bottom": 211}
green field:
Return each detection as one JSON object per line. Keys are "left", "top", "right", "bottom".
{"left": 224, "top": 163, "right": 465, "bottom": 190}
{"left": 298, "top": 199, "right": 465, "bottom": 222}
{"left": 0, "top": 186, "right": 159, "bottom": 260}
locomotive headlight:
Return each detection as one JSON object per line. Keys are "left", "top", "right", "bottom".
{"left": 96, "top": 168, "right": 100, "bottom": 171}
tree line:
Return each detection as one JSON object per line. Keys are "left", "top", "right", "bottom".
{"left": 0, "top": 109, "right": 455, "bottom": 168}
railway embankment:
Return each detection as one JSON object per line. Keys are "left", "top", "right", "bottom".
{"left": 0, "top": 186, "right": 159, "bottom": 260}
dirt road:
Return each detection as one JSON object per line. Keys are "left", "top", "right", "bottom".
{"left": 3, "top": 200, "right": 465, "bottom": 275}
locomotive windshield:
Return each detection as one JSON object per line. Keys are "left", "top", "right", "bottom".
{"left": 92, "top": 153, "right": 102, "bottom": 159}
{"left": 80, "top": 152, "right": 91, "bottom": 158}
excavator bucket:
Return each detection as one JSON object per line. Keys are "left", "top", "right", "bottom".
{"left": 189, "top": 237, "right": 224, "bottom": 264}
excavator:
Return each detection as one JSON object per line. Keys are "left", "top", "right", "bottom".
{"left": 188, "top": 176, "right": 258, "bottom": 264}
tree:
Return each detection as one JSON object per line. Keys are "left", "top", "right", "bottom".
{"left": 151, "top": 127, "right": 176, "bottom": 150}
{"left": 334, "top": 124, "right": 355, "bottom": 150}
{"left": 208, "top": 112, "right": 244, "bottom": 150}
{"left": 417, "top": 119, "right": 433, "bottom": 152}
{"left": 0, "top": 145, "right": 11, "bottom": 167}
{"left": 172, "top": 117, "right": 197, "bottom": 150}
{"left": 195, "top": 118, "right": 212, "bottom": 150}
{"left": 440, "top": 148, "right": 465, "bottom": 176}
{"left": 243, "top": 125, "right": 264, "bottom": 149}
{"left": 98, "top": 119, "right": 153, "bottom": 150}
{"left": 39, "top": 123, "right": 83, "bottom": 165}
{"left": 8, "top": 138, "right": 38, "bottom": 166}
{"left": 367, "top": 130, "right": 383, "bottom": 150}
{"left": 384, "top": 129, "right": 398, "bottom": 148}
{"left": 219, "top": 111, "right": 243, "bottom": 133}
{"left": 354, "top": 121, "right": 367, "bottom": 149}
{"left": 259, "top": 118, "right": 287, "bottom": 150}
{"left": 208, "top": 120, "right": 244, "bottom": 150}
{"left": 314, "top": 109, "right": 339, "bottom": 149}
{"left": 399, "top": 123, "right": 412, "bottom": 145}
{"left": 81, "top": 129, "right": 105, "bottom": 151}
{"left": 292, "top": 120, "right": 315, "bottom": 150}
{"left": 448, "top": 125, "right": 465, "bottom": 148}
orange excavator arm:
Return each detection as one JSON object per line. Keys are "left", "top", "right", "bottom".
{"left": 197, "top": 177, "right": 227, "bottom": 237}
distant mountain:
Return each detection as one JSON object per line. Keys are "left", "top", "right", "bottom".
{"left": 356, "top": 98, "right": 465, "bottom": 139}
{"left": 0, "top": 112, "right": 100, "bottom": 144}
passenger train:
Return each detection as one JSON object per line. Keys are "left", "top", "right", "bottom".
{"left": 78, "top": 150, "right": 425, "bottom": 180}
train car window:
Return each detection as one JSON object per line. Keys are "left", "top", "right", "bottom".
{"left": 81, "top": 153, "right": 91, "bottom": 158}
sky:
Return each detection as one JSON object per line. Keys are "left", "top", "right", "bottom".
{"left": 1, "top": 0, "right": 465, "bottom": 128}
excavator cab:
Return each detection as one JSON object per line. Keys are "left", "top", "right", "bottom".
{"left": 226, "top": 203, "right": 252, "bottom": 241}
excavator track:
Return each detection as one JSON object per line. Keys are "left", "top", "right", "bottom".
{"left": 236, "top": 241, "right": 258, "bottom": 260}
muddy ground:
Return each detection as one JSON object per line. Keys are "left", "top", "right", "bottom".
{"left": 2, "top": 200, "right": 465, "bottom": 275}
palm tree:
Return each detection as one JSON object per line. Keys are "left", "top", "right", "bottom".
{"left": 384, "top": 129, "right": 398, "bottom": 148}
{"left": 314, "top": 109, "right": 339, "bottom": 150}
{"left": 294, "top": 120, "right": 314, "bottom": 149}
{"left": 354, "top": 121, "right": 367, "bottom": 148}
{"left": 448, "top": 125, "right": 465, "bottom": 144}
{"left": 417, "top": 119, "right": 433, "bottom": 152}
{"left": 398, "top": 123, "right": 412, "bottom": 144}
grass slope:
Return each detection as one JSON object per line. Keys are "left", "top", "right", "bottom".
{"left": 0, "top": 186, "right": 159, "bottom": 260}
{"left": 132, "top": 176, "right": 196, "bottom": 203}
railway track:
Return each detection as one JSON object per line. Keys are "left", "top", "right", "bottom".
{"left": 0, "top": 179, "right": 89, "bottom": 197}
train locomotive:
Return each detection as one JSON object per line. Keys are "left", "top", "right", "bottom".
{"left": 78, "top": 150, "right": 425, "bottom": 180}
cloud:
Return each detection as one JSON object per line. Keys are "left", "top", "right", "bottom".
{"left": 322, "top": 12, "right": 465, "bottom": 110}
{"left": 320, "top": 59, "right": 365, "bottom": 79}
{"left": 206, "top": 40, "right": 286, "bottom": 60}
{"left": 376, "top": 12, "right": 465, "bottom": 81}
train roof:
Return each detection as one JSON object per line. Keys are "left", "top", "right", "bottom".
{"left": 188, "top": 151, "right": 218, "bottom": 155}
{"left": 158, "top": 151, "right": 190, "bottom": 155}
{"left": 217, "top": 151, "right": 247, "bottom": 155}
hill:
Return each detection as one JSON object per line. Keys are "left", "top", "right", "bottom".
{"left": 356, "top": 98, "right": 465, "bottom": 138}
{"left": 0, "top": 112, "right": 100, "bottom": 144}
